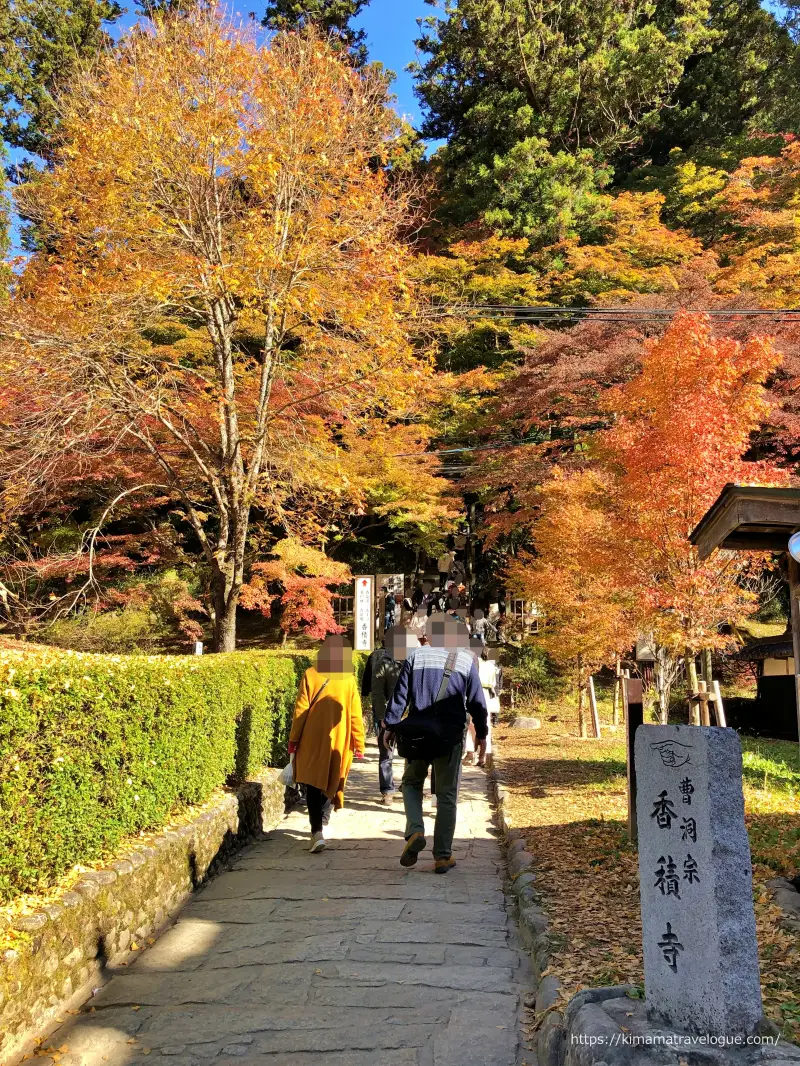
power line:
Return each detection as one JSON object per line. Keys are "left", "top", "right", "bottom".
{"left": 394, "top": 303, "right": 800, "bottom": 460}
{"left": 417, "top": 305, "right": 800, "bottom": 323}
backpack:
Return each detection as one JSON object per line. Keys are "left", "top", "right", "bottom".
{"left": 393, "top": 652, "right": 461, "bottom": 761}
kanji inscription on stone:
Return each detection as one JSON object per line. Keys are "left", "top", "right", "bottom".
{"left": 635, "top": 725, "right": 763, "bottom": 1038}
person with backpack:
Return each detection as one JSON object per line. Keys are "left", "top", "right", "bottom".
{"left": 371, "top": 626, "right": 420, "bottom": 804}
{"left": 382, "top": 615, "right": 488, "bottom": 874}
{"left": 289, "top": 635, "right": 365, "bottom": 853}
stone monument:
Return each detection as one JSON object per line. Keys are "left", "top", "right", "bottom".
{"left": 635, "top": 724, "right": 763, "bottom": 1038}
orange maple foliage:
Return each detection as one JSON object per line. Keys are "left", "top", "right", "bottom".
{"left": 240, "top": 538, "right": 351, "bottom": 640}
{"left": 508, "top": 314, "right": 788, "bottom": 727}
{"left": 507, "top": 468, "right": 636, "bottom": 734}
{"left": 0, "top": 10, "right": 441, "bottom": 649}
{"left": 598, "top": 312, "right": 787, "bottom": 656}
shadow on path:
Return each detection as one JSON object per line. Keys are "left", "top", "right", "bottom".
{"left": 33, "top": 747, "right": 530, "bottom": 1066}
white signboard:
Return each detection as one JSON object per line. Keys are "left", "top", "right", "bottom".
{"left": 636, "top": 635, "right": 657, "bottom": 662}
{"left": 354, "top": 575, "right": 375, "bottom": 652}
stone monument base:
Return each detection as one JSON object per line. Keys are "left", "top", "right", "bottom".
{"left": 557, "top": 988, "right": 800, "bottom": 1066}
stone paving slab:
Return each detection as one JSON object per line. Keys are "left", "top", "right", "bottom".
{"left": 36, "top": 746, "right": 529, "bottom": 1066}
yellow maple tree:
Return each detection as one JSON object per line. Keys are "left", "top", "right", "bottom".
{"left": 0, "top": 9, "right": 438, "bottom": 649}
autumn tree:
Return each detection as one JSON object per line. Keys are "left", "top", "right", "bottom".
{"left": 506, "top": 314, "right": 787, "bottom": 725}
{"left": 507, "top": 469, "right": 636, "bottom": 737}
{"left": 0, "top": 157, "right": 10, "bottom": 295}
{"left": 240, "top": 538, "right": 351, "bottom": 641}
{"left": 710, "top": 138, "right": 800, "bottom": 306}
{"left": 0, "top": 10, "right": 432, "bottom": 651}
{"left": 597, "top": 312, "right": 786, "bottom": 658}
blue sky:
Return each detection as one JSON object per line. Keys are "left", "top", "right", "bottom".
{"left": 353, "top": 0, "right": 432, "bottom": 125}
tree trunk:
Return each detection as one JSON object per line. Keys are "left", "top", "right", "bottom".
{"left": 702, "top": 648, "right": 713, "bottom": 686}
{"left": 612, "top": 658, "right": 621, "bottom": 726}
{"left": 685, "top": 650, "right": 700, "bottom": 725}
{"left": 212, "top": 568, "right": 239, "bottom": 653}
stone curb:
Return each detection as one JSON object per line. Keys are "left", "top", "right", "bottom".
{"left": 486, "top": 747, "right": 564, "bottom": 1066}
{"left": 487, "top": 750, "right": 656, "bottom": 1066}
{"left": 766, "top": 877, "right": 800, "bottom": 933}
{"left": 0, "top": 770, "right": 286, "bottom": 1066}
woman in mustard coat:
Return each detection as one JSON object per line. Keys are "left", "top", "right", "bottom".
{"left": 288, "top": 635, "right": 365, "bottom": 852}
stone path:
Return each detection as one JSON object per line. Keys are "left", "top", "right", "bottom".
{"left": 46, "top": 745, "right": 531, "bottom": 1066}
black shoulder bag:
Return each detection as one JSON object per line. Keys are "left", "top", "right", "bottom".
{"left": 393, "top": 652, "right": 460, "bottom": 762}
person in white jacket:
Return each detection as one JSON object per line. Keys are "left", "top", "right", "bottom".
{"left": 465, "top": 647, "right": 500, "bottom": 767}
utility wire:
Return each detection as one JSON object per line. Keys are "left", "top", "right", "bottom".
{"left": 417, "top": 305, "right": 800, "bottom": 322}
{"left": 395, "top": 303, "right": 799, "bottom": 459}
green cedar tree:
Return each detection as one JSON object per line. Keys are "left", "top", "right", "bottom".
{"left": 413, "top": 0, "right": 713, "bottom": 241}
{"left": 0, "top": 0, "right": 123, "bottom": 164}
{"left": 262, "top": 0, "right": 370, "bottom": 66}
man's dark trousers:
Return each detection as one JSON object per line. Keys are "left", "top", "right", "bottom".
{"left": 401, "top": 741, "right": 463, "bottom": 860}
{"left": 377, "top": 724, "right": 397, "bottom": 794}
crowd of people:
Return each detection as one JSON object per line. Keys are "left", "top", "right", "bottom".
{"left": 383, "top": 580, "right": 507, "bottom": 646}
{"left": 285, "top": 605, "right": 504, "bottom": 873}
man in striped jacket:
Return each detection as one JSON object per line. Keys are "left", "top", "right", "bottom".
{"left": 383, "top": 616, "right": 488, "bottom": 874}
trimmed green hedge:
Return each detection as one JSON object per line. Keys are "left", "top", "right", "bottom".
{"left": 0, "top": 645, "right": 312, "bottom": 903}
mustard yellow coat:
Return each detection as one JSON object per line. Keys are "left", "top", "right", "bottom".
{"left": 289, "top": 667, "right": 365, "bottom": 809}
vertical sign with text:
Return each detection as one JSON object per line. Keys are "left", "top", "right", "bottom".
{"left": 635, "top": 725, "right": 762, "bottom": 1038}
{"left": 354, "top": 576, "right": 375, "bottom": 652}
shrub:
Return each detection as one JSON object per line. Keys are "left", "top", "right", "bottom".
{"left": 0, "top": 645, "right": 310, "bottom": 903}
{"left": 507, "top": 641, "right": 565, "bottom": 709}
{"left": 41, "top": 609, "right": 168, "bottom": 654}
{"left": 39, "top": 572, "right": 208, "bottom": 653}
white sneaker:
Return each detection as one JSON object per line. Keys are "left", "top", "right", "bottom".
{"left": 310, "top": 831, "right": 327, "bottom": 853}
{"left": 382, "top": 792, "right": 396, "bottom": 806}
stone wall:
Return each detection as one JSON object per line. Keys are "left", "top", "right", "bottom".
{"left": 0, "top": 771, "right": 286, "bottom": 1066}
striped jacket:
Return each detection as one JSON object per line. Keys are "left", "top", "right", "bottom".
{"left": 384, "top": 646, "right": 488, "bottom": 742}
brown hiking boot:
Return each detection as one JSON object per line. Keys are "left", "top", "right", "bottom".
{"left": 434, "top": 857, "right": 457, "bottom": 875}
{"left": 400, "top": 832, "right": 427, "bottom": 867}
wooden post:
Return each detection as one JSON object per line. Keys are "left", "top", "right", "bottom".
{"left": 577, "top": 655, "right": 587, "bottom": 738}
{"left": 612, "top": 658, "right": 621, "bottom": 727}
{"left": 588, "top": 675, "right": 602, "bottom": 739}
{"left": 624, "top": 677, "right": 644, "bottom": 843}
{"left": 697, "top": 679, "right": 711, "bottom": 727}
{"left": 788, "top": 557, "right": 800, "bottom": 754}
{"left": 711, "top": 680, "right": 727, "bottom": 727}
{"left": 685, "top": 651, "right": 700, "bottom": 725}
